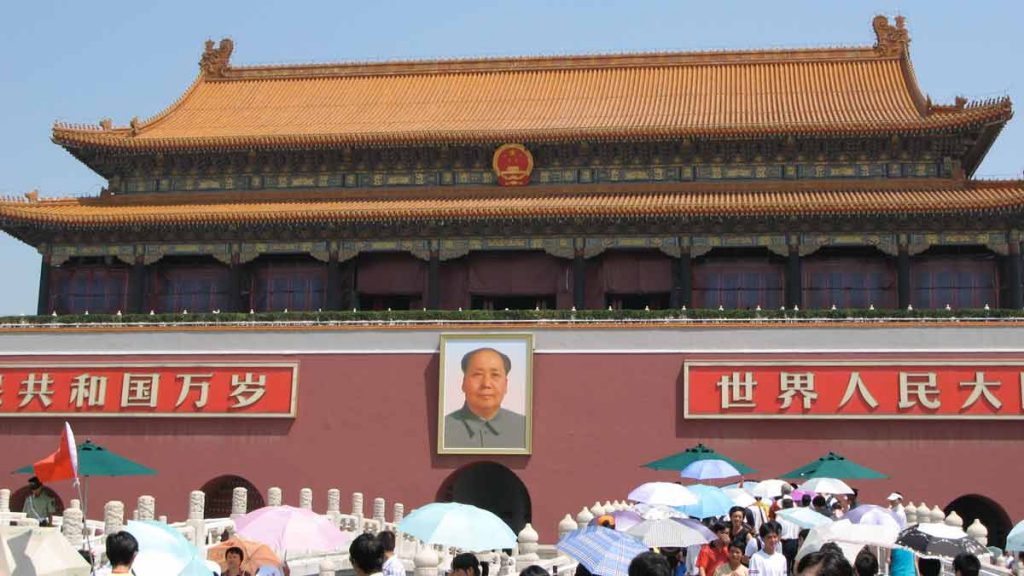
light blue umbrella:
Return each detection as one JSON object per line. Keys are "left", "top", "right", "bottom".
{"left": 776, "top": 507, "right": 833, "bottom": 529}
{"left": 557, "top": 526, "right": 648, "bottom": 576}
{"left": 1007, "top": 520, "right": 1024, "bottom": 552}
{"left": 676, "top": 484, "right": 734, "bottom": 519}
{"left": 398, "top": 502, "right": 516, "bottom": 552}
{"left": 123, "top": 520, "right": 210, "bottom": 576}
{"left": 679, "top": 459, "right": 741, "bottom": 481}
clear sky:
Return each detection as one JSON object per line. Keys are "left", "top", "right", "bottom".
{"left": 1, "top": 0, "right": 1021, "bottom": 315}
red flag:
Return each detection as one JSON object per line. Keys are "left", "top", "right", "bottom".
{"left": 33, "top": 422, "right": 79, "bottom": 484}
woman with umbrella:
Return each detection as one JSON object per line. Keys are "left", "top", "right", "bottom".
{"left": 224, "top": 547, "right": 254, "bottom": 576}
{"left": 727, "top": 507, "right": 754, "bottom": 557}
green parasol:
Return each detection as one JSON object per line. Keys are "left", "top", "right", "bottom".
{"left": 13, "top": 440, "right": 156, "bottom": 477}
{"left": 642, "top": 443, "right": 757, "bottom": 474}
{"left": 780, "top": 451, "right": 887, "bottom": 480}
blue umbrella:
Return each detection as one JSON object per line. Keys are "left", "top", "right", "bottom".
{"left": 123, "top": 520, "right": 209, "bottom": 576}
{"left": 679, "top": 459, "right": 741, "bottom": 481}
{"left": 676, "top": 484, "right": 734, "bottom": 519}
{"left": 1006, "top": 520, "right": 1024, "bottom": 552}
{"left": 557, "top": 526, "right": 648, "bottom": 576}
{"left": 398, "top": 502, "right": 516, "bottom": 552}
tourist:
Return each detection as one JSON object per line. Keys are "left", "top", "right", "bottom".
{"left": 443, "top": 347, "right": 526, "bottom": 449}
{"left": 853, "top": 548, "right": 878, "bottom": 576}
{"left": 769, "top": 485, "right": 794, "bottom": 520}
{"left": 697, "top": 523, "right": 731, "bottom": 576}
{"left": 748, "top": 497, "right": 770, "bottom": 532}
{"left": 952, "top": 553, "right": 980, "bottom": 576}
{"left": 829, "top": 500, "right": 844, "bottom": 519}
{"left": 886, "top": 493, "right": 906, "bottom": 526}
{"left": 451, "top": 553, "right": 489, "bottom": 576}
{"left": 917, "top": 558, "right": 941, "bottom": 576}
{"left": 520, "top": 566, "right": 550, "bottom": 576}
{"left": 728, "top": 506, "right": 755, "bottom": 550}
{"left": 776, "top": 498, "right": 800, "bottom": 572}
{"left": 224, "top": 546, "right": 253, "bottom": 576}
{"left": 795, "top": 550, "right": 852, "bottom": 576}
{"left": 351, "top": 533, "right": 386, "bottom": 576}
{"left": 379, "top": 531, "right": 406, "bottom": 576}
{"left": 22, "top": 476, "right": 57, "bottom": 526}
{"left": 888, "top": 548, "right": 915, "bottom": 576}
{"left": 713, "top": 540, "right": 749, "bottom": 576}
{"left": 811, "top": 496, "right": 830, "bottom": 518}
{"left": 630, "top": 551, "right": 672, "bottom": 576}
{"left": 799, "top": 495, "right": 812, "bottom": 509}
{"left": 747, "top": 522, "right": 787, "bottom": 576}
{"left": 105, "top": 531, "right": 139, "bottom": 575}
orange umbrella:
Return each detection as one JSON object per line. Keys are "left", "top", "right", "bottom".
{"left": 207, "top": 535, "right": 283, "bottom": 572}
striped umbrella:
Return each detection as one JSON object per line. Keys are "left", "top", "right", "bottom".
{"left": 557, "top": 526, "right": 648, "bottom": 576}
{"left": 626, "top": 518, "right": 715, "bottom": 547}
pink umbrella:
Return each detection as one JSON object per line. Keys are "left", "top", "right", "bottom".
{"left": 235, "top": 505, "right": 353, "bottom": 556}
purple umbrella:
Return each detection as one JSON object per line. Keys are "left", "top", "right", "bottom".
{"left": 589, "top": 510, "right": 645, "bottom": 531}
{"left": 845, "top": 504, "right": 904, "bottom": 529}
{"left": 236, "top": 505, "right": 353, "bottom": 556}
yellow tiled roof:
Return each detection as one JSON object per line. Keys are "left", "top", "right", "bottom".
{"left": 3, "top": 180, "right": 1023, "bottom": 229}
{"left": 51, "top": 18, "right": 1012, "bottom": 152}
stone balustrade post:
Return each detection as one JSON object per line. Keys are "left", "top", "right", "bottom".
{"left": 576, "top": 507, "right": 594, "bottom": 526}
{"left": 916, "top": 503, "right": 930, "bottom": 523}
{"left": 603, "top": 501, "right": 613, "bottom": 513}
{"left": 352, "top": 492, "right": 365, "bottom": 526}
{"left": 516, "top": 523, "right": 539, "bottom": 564}
{"left": 104, "top": 501, "right": 125, "bottom": 536}
{"left": 966, "top": 519, "right": 988, "bottom": 546}
{"left": 300, "top": 488, "right": 313, "bottom": 510}
{"left": 137, "top": 495, "right": 156, "bottom": 521}
{"left": 558, "top": 514, "right": 578, "bottom": 540}
{"left": 929, "top": 506, "right": 944, "bottom": 523}
{"left": 62, "top": 506, "right": 84, "bottom": 548}
{"left": 394, "top": 502, "right": 405, "bottom": 524}
{"left": 374, "top": 497, "right": 386, "bottom": 527}
{"left": 268, "top": 486, "right": 282, "bottom": 507}
{"left": 319, "top": 559, "right": 336, "bottom": 576}
{"left": 944, "top": 510, "right": 963, "bottom": 527}
{"left": 187, "top": 490, "right": 206, "bottom": 546}
{"left": 69, "top": 499, "right": 81, "bottom": 510}
{"left": 0, "top": 488, "right": 9, "bottom": 513}
{"left": 905, "top": 502, "right": 917, "bottom": 525}
{"left": 414, "top": 543, "right": 441, "bottom": 576}
{"left": 158, "top": 515, "right": 167, "bottom": 523}
{"left": 326, "top": 488, "right": 341, "bottom": 526}
{"left": 231, "top": 487, "right": 248, "bottom": 519}
{"left": 590, "top": 501, "right": 606, "bottom": 517}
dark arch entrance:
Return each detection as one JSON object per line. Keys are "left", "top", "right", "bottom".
{"left": 437, "top": 462, "right": 532, "bottom": 535}
{"left": 200, "top": 475, "right": 265, "bottom": 518}
{"left": 10, "top": 484, "right": 65, "bottom": 522}
{"left": 944, "top": 494, "right": 1012, "bottom": 549}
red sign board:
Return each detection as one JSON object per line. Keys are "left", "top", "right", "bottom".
{"left": 685, "top": 361, "right": 1024, "bottom": 419}
{"left": 0, "top": 363, "right": 297, "bottom": 418}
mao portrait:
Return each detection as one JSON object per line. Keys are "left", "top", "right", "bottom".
{"left": 438, "top": 334, "right": 533, "bottom": 455}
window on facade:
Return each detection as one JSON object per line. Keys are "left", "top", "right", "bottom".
{"left": 152, "top": 266, "right": 230, "bottom": 313}
{"left": 693, "top": 260, "right": 784, "bottom": 309}
{"left": 360, "top": 294, "right": 420, "bottom": 310}
{"left": 803, "top": 258, "right": 896, "bottom": 309}
{"left": 471, "top": 295, "right": 555, "bottom": 310}
{"left": 51, "top": 265, "right": 129, "bottom": 314}
{"left": 911, "top": 257, "right": 998, "bottom": 309}
{"left": 606, "top": 292, "right": 670, "bottom": 310}
{"left": 251, "top": 262, "right": 326, "bottom": 311}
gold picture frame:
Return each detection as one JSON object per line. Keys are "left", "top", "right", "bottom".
{"left": 437, "top": 333, "right": 534, "bottom": 455}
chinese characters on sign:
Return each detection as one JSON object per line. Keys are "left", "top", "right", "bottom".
{"left": 0, "top": 364, "right": 297, "bottom": 417}
{"left": 685, "top": 361, "right": 1024, "bottom": 419}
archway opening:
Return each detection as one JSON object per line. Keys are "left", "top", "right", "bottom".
{"left": 437, "top": 461, "right": 531, "bottom": 535}
{"left": 200, "top": 475, "right": 265, "bottom": 518}
{"left": 10, "top": 484, "right": 65, "bottom": 522}
{"left": 944, "top": 493, "right": 1012, "bottom": 549}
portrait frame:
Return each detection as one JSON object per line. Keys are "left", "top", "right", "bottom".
{"left": 437, "top": 333, "right": 534, "bottom": 455}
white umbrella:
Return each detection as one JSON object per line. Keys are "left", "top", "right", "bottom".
{"left": 679, "top": 459, "right": 741, "bottom": 480}
{"left": 797, "top": 477, "right": 855, "bottom": 495}
{"left": 845, "top": 505, "right": 903, "bottom": 530}
{"left": 722, "top": 488, "right": 756, "bottom": 508}
{"left": 626, "top": 518, "right": 715, "bottom": 547}
{"left": 776, "top": 507, "right": 832, "bottom": 529}
{"left": 750, "top": 479, "right": 790, "bottom": 499}
{"left": 627, "top": 482, "right": 699, "bottom": 506}
{"left": 796, "top": 519, "right": 899, "bottom": 565}
{"left": 634, "top": 502, "right": 690, "bottom": 520}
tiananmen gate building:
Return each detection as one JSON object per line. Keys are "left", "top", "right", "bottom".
{"left": 0, "top": 16, "right": 1022, "bottom": 547}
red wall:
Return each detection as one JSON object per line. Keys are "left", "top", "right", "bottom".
{"left": 1, "top": 351, "right": 1019, "bottom": 541}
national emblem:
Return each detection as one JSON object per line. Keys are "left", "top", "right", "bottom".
{"left": 492, "top": 144, "right": 534, "bottom": 187}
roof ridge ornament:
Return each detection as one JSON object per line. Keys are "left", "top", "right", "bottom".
{"left": 872, "top": 15, "right": 910, "bottom": 57}
{"left": 200, "top": 38, "right": 234, "bottom": 77}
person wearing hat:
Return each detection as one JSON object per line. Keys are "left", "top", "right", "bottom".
{"left": 22, "top": 476, "right": 57, "bottom": 526}
{"left": 887, "top": 492, "right": 907, "bottom": 526}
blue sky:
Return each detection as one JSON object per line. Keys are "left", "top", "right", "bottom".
{"left": 1, "top": 1, "right": 1021, "bottom": 314}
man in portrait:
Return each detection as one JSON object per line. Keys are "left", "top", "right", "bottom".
{"left": 443, "top": 347, "right": 526, "bottom": 449}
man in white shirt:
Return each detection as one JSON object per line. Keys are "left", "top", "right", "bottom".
{"left": 887, "top": 492, "right": 907, "bottom": 527}
{"left": 378, "top": 531, "right": 406, "bottom": 576}
{"left": 748, "top": 522, "right": 787, "bottom": 576}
